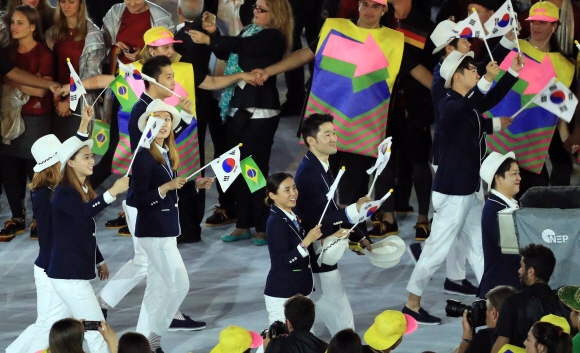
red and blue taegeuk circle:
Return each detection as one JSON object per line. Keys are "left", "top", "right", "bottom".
{"left": 222, "top": 158, "right": 236, "bottom": 172}
{"left": 366, "top": 205, "right": 378, "bottom": 218}
{"left": 497, "top": 13, "right": 510, "bottom": 27}
{"left": 550, "top": 90, "right": 566, "bottom": 104}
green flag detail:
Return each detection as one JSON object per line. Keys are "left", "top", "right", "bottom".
{"left": 91, "top": 119, "right": 110, "bottom": 155}
{"left": 109, "top": 75, "right": 138, "bottom": 112}
{"left": 240, "top": 156, "right": 266, "bottom": 193}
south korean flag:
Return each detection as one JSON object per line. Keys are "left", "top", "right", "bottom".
{"left": 451, "top": 11, "right": 485, "bottom": 39}
{"left": 531, "top": 78, "right": 578, "bottom": 123}
{"left": 484, "top": 0, "right": 517, "bottom": 39}
{"left": 210, "top": 145, "right": 242, "bottom": 192}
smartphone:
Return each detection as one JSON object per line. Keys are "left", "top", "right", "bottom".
{"left": 83, "top": 321, "right": 101, "bottom": 331}
{"left": 183, "top": 20, "right": 195, "bottom": 32}
{"left": 203, "top": 11, "right": 216, "bottom": 25}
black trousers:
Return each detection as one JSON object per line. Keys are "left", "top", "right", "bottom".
{"left": 226, "top": 115, "right": 280, "bottom": 232}
{"left": 336, "top": 152, "right": 374, "bottom": 205}
{"left": 0, "top": 155, "right": 34, "bottom": 219}
{"left": 284, "top": 0, "right": 324, "bottom": 106}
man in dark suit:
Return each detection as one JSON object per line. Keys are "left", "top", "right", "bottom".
{"left": 294, "top": 113, "right": 371, "bottom": 336}
{"left": 403, "top": 51, "right": 523, "bottom": 325}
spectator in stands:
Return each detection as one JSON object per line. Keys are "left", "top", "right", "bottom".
{"left": 491, "top": 244, "right": 572, "bottom": 353}
{"left": 362, "top": 310, "right": 418, "bottom": 353}
{"left": 524, "top": 321, "right": 573, "bottom": 353}
{"left": 328, "top": 329, "right": 362, "bottom": 353}
{"left": 211, "top": 326, "right": 264, "bottom": 353}
{"left": 264, "top": 295, "right": 327, "bottom": 353}
{"left": 6, "top": 0, "right": 54, "bottom": 37}
{"left": 46, "top": 318, "right": 85, "bottom": 353}
{"left": 117, "top": 332, "right": 151, "bottom": 353}
{"left": 558, "top": 286, "right": 580, "bottom": 353}
{"left": 457, "top": 285, "right": 517, "bottom": 353}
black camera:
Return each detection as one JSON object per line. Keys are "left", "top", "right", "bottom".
{"left": 445, "top": 299, "right": 487, "bottom": 328}
{"left": 260, "top": 320, "right": 286, "bottom": 339}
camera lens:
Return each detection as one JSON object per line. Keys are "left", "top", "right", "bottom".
{"left": 445, "top": 299, "right": 470, "bottom": 318}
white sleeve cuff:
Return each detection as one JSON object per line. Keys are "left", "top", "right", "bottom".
{"left": 297, "top": 244, "right": 309, "bottom": 258}
{"left": 345, "top": 204, "right": 359, "bottom": 223}
{"left": 158, "top": 187, "right": 166, "bottom": 199}
{"left": 103, "top": 191, "right": 115, "bottom": 204}
{"left": 96, "top": 261, "right": 105, "bottom": 267}
{"left": 492, "top": 118, "right": 501, "bottom": 132}
{"left": 179, "top": 110, "right": 194, "bottom": 125}
{"left": 507, "top": 67, "right": 519, "bottom": 78}
{"left": 500, "top": 35, "right": 515, "bottom": 50}
{"left": 77, "top": 131, "right": 89, "bottom": 137}
{"left": 477, "top": 77, "right": 493, "bottom": 93}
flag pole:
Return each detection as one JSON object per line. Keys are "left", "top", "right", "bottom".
{"left": 91, "top": 87, "right": 109, "bottom": 108}
{"left": 318, "top": 199, "right": 332, "bottom": 225}
{"left": 474, "top": 8, "right": 494, "bottom": 61}
{"left": 125, "top": 149, "right": 139, "bottom": 177}
{"left": 511, "top": 97, "right": 536, "bottom": 118}
{"left": 150, "top": 80, "right": 182, "bottom": 98}
{"left": 368, "top": 173, "right": 379, "bottom": 197}
{"left": 317, "top": 166, "right": 345, "bottom": 225}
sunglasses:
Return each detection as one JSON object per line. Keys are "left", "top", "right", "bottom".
{"left": 253, "top": 4, "right": 268, "bottom": 13}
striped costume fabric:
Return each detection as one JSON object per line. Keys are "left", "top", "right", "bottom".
{"left": 485, "top": 40, "right": 574, "bottom": 174}
{"left": 305, "top": 19, "right": 404, "bottom": 157}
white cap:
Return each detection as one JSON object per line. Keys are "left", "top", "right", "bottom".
{"left": 138, "top": 99, "right": 181, "bottom": 132}
{"left": 480, "top": 151, "right": 516, "bottom": 192}
{"left": 361, "top": 236, "right": 406, "bottom": 269}
{"left": 318, "top": 235, "right": 349, "bottom": 266}
{"left": 440, "top": 50, "right": 474, "bottom": 88}
{"left": 32, "top": 134, "right": 62, "bottom": 172}
{"left": 431, "top": 20, "right": 457, "bottom": 54}
{"left": 57, "top": 136, "right": 93, "bottom": 172}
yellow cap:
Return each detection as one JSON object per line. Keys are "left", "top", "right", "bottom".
{"left": 140, "top": 27, "right": 184, "bottom": 57}
{"left": 209, "top": 326, "right": 263, "bottom": 353}
{"left": 526, "top": 2, "right": 559, "bottom": 22}
{"left": 540, "top": 314, "right": 571, "bottom": 334}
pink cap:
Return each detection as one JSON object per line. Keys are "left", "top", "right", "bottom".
{"left": 148, "top": 36, "right": 183, "bottom": 47}
{"left": 370, "top": 0, "right": 387, "bottom": 5}
{"left": 249, "top": 331, "right": 264, "bottom": 348}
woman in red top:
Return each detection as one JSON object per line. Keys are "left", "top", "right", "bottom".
{"left": 46, "top": 0, "right": 105, "bottom": 142}
{"left": 0, "top": 4, "right": 54, "bottom": 240}
{"left": 6, "top": 0, "right": 55, "bottom": 37}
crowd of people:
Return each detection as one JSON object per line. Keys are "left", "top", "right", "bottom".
{"left": 0, "top": 0, "right": 580, "bottom": 352}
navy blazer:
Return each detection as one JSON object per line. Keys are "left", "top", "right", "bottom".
{"left": 264, "top": 205, "right": 314, "bottom": 298}
{"left": 477, "top": 193, "right": 521, "bottom": 298}
{"left": 433, "top": 71, "right": 518, "bottom": 195}
{"left": 294, "top": 151, "right": 366, "bottom": 273}
{"left": 32, "top": 187, "right": 53, "bottom": 270}
{"left": 132, "top": 148, "right": 180, "bottom": 238}
{"left": 48, "top": 185, "right": 108, "bottom": 280}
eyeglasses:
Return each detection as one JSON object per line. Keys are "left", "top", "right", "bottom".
{"left": 253, "top": 4, "right": 269, "bottom": 13}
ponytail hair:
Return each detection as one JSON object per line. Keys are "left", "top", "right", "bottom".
{"left": 265, "top": 172, "right": 294, "bottom": 206}
{"left": 531, "top": 322, "right": 572, "bottom": 353}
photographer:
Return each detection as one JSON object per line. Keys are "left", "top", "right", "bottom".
{"left": 456, "top": 285, "right": 516, "bottom": 353}
{"left": 264, "top": 295, "right": 327, "bottom": 353}
{"left": 491, "top": 244, "right": 572, "bottom": 353}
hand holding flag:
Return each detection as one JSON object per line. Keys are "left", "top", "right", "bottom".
{"left": 67, "top": 58, "right": 87, "bottom": 111}
{"left": 366, "top": 137, "right": 393, "bottom": 195}
{"left": 318, "top": 166, "right": 346, "bottom": 225}
{"left": 350, "top": 189, "right": 393, "bottom": 225}
{"left": 452, "top": 9, "right": 494, "bottom": 60}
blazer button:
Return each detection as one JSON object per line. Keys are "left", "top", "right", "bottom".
{"left": 175, "top": 203, "right": 178, "bottom": 207}
{"left": 308, "top": 265, "right": 311, "bottom": 268}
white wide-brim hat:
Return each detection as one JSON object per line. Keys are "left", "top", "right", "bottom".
{"left": 441, "top": 50, "right": 474, "bottom": 88}
{"left": 57, "top": 136, "right": 93, "bottom": 172}
{"left": 317, "top": 235, "right": 349, "bottom": 267}
{"left": 138, "top": 99, "right": 181, "bottom": 132}
{"left": 431, "top": 20, "right": 456, "bottom": 54}
{"left": 362, "top": 236, "right": 406, "bottom": 269}
{"left": 32, "top": 134, "right": 62, "bottom": 172}
{"left": 480, "top": 151, "right": 516, "bottom": 192}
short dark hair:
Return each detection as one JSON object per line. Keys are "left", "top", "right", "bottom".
{"left": 486, "top": 285, "right": 517, "bottom": 311}
{"left": 328, "top": 329, "right": 361, "bottom": 353}
{"left": 265, "top": 172, "right": 294, "bottom": 206}
{"left": 520, "top": 244, "right": 556, "bottom": 283}
{"left": 440, "top": 38, "right": 460, "bottom": 57}
{"left": 284, "top": 294, "right": 315, "bottom": 332}
{"left": 490, "top": 157, "right": 517, "bottom": 190}
{"left": 118, "top": 332, "right": 151, "bottom": 353}
{"left": 300, "top": 114, "right": 334, "bottom": 148}
{"left": 142, "top": 56, "right": 172, "bottom": 89}
{"left": 450, "top": 56, "right": 477, "bottom": 87}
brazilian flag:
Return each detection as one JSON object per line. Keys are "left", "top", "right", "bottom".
{"left": 240, "top": 156, "right": 266, "bottom": 193}
{"left": 91, "top": 120, "right": 110, "bottom": 155}
{"left": 109, "top": 75, "right": 138, "bottom": 112}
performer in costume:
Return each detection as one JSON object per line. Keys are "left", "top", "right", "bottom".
{"left": 403, "top": 51, "right": 524, "bottom": 325}
{"left": 294, "top": 113, "right": 372, "bottom": 336}
{"left": 478, "top": 151, "right": 522, "bottom": 298}
{"left": 485, "top": 2, "right": 576, "bottom": 197}
{"left": 264, "top": 172, "right": 341, "bottom": 324}
{"left": 48, "top": 133, "right": 129, "bottom": 353}
{"left": 6, "top": 107, "right": 93, "bottom": 353}
{"left": 131, "top": 99, "right": 212, "bottom": 353}
{"left": 97, "top": 56, "right": 214, "bottom": 333}
{"left": 189, "top": 0, "right": 295, "bottom": 246}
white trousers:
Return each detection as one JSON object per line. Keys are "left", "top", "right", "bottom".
{"left": 310, "top": 269, "right": 354, "bottom": 336}
{"left": 406, "top": 191, "right": 484, "bottom": 297}
{"left": 431, "top": 164, "right": 468, "bottom": 281}
{"left": 6, "top": 266, "right": 69, "bottom": 353}
{"left": 137, "top": 237, "right": 189, "bottom": 336}
{"left": 50, "top": 278, "right": 108, "bottom": 353}
{"left": 264, "top": 295, "right": 288, "bottom": 325}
